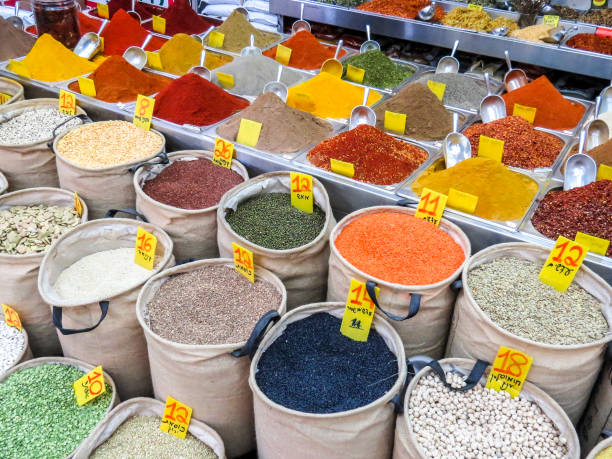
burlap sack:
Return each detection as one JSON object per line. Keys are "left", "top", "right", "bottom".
{"left": 53, "top": 123, "right": 166, "bottom": 219}
{"left": 393, "top": 358, "right": 580, "bottom": 458}
{"left": 136, "top": 258, "right": 287, "bottom": 458}
{"left": 446, "top": 242, "right": 612, "bottom": 424}
{"left": 0, "top": 98, "right": 86, "bottom": 191}
{"left": 579, "top": 359, "right": 612, "bottom": 457}
{"left": 134, "top": 151, "right": 249, "bottom": 261}
{"left": 0, "top": 187, "right": 88, "bottom": 356}
{"left": 38, "top": 218, "right": 174, "bottom": 399}
{"left": 73, "top": 397, "right": 226, "bottom": 459}
{"left": 249, "top": 302, "right": 407, "bottom": 459}
{"left": 217, "top": 172, "right": 335, "bottom": 309}
{"left": 327, "top": 206, "right": 471, "bottom": 359}
{"left": 0, "top": 171, "right": 7, "bottom": 194}
{"left": 586, "top": 437, "right": 612, "bottom": 459}
{"left": 0, "top": 356, "right": 119, "bottom": 459}
{"left": 0, "top": 77, "right": 24, "bottom": 105}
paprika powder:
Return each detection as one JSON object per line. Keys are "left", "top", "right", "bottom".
{"left": 566, "top": 33, "right": 612, "bottom": 55}
{"left": 159, "top": 0, "right": 217, "bottom": 35}
{"left": 358, "top": 0, "right": 445, "bottom": 21}
{"left": 263, "top": 30, "right": 347, "bottom": 70}
{"left": 101, "top": 9, "right": 167, "bottom": 56}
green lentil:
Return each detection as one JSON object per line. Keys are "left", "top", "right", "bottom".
{"left": 342, "top": 50, "right": 414, "bottom": 89}
{"left": 0, "top": 363, "right": 113, "bottom": 459}
{"left": 226, "top": 193, "right": 326, "bottom": 250}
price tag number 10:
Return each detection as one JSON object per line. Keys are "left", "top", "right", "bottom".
{"left": 73, "top": 366, "right": 106, "bottom": 406}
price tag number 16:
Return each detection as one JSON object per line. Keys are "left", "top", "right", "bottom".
{"left": 135, "top": 227, "right": 157, "bottom": 270}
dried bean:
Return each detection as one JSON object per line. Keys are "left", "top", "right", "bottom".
{"left": 0, "top": 320, "right": 24, "bottom": 373}
{"left": 0, "top": 108, "right": 82, "bottom": 145}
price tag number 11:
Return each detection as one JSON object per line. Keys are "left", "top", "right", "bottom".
{"left": 415, "top": 188, "right": 447, "bottom": 227}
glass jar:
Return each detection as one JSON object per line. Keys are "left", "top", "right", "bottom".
{"left": 33, "top": 0, "right": 81, "bottom": 49}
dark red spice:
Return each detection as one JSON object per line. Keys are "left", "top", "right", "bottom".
{"left": 531, "top": 180, "right": 612, "bottom": 257}
{"left": 142, "top": 158, "right": 244, "bottom": 209}
{"left": 159, "top": 0, "right": 215, "bottom": 35}
{"left": 90, "top": 0, "right": 166, "bottom": 20}
{"left": 154, "top": 73, "right": 249, "bottom": 126}
{"left": 101, "top": 9, "right": 167, "bottom": 56}
{"left": 567, "top": 33, "right": 612, "bottom": 55}
{"left": 78, "top": 12, "right": 103, "bottom": 35}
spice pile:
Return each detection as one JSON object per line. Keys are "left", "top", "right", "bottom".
{"left": 203, "top": 10, "right": 280, "bottom": 53}
{"left": 154, "top": 73, "right": 249, "bottom": 126}
{"left": 91, "top": 0, "right": 164, "bottom": 20}
{"left": 146, "top": 265, "right": 282, "bottom": 345}
{"left": 0, "top": 205, "right": 80, "bottom": 255}
{"left": 263, "top": 30, "right": 347, "bottom": 70}
{"left": 255, "top": 312, "right": 398, "bottom": 413}
{"left": 226, "top": 193, "right": 326, "bottom": 250}
{"left": 101, "top": 9, "right": 167, "bottom": 56}
{"left": 0, "top": 107, "right": 82, "bottom": 145}
{"left": 412, "top": 157, "right": 539, "bottom": 221}
{"left": 469, "top": 256, "right": 608, "bottom": 344}
{"left": 335, "top": 210, "right": 465, "bottom": 285}
{"left": 308, "top": 124, "right": 428, "bottom": 185}
{"left": 342, "top": 50, "right": 414, "bottom": 89}
{"left": 415, "top": 73, "right": 488, "bottom": 111}
{"left": 510, "top": 24, "right": 554, "bottom": 43}
{"left": 0, "top": 320, "right": 24, "bottom": 373}
{"left": 463, "top": 116, "right": 564, "bottom": 169}
{"left": 0, "top": 363, "right": 113, "bottom": 457}
{"left": 531, "top": 180, "right": 612, "bottom": 257}
{"left": 441, "top": 7, "right": 518, "bottom": 33}
{"left": 218, "top": 92, "right": 333, "bottom": 154}
{"left": 567, "top": 34, "right": 612, "bottom": 55}
{"left": 142, "top": 158, "right": 245, "bottom": 209}
{"left": 565, "top": 138, "right": 612, "bottom": 172}
{"left": 77, "top": 12, "right": 103, "bottom": 35}
{"left": 0, "top": 17, "right": 36, "bottom": 61}
{"left": 159, "top": 34, "right": 232, "bottom": 76}
{"left": 358, "top": 0, "right": 445, "bottom": 21}
{"left": 158, "top": 0, "right": 215, "bottom": 35}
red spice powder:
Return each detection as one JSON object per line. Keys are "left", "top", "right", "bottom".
{"left": 101, "top": 9, "right": 167, "bottom": 56}
{"left": 78, "top": 12, "right": 103, "bottom": 34}
{"left": 154, "top": 73, "right": 249, "bottom": 126}
{"left": 358, "top": 0, "right": 445, "bottom": 21}
{"left": 159, "top": 0, "right": 215, "bottom": 35}
{"left": 335, "top": 211, "right": 466, "bottom": 285}
{"left": 89, "top": 0, "right": 165, "bottom": 20}
{"left": 567, "top": 33, "right": 612, "bottom": 55}
{"left": 263, "top": 30, "right": 347, "bottom": 70}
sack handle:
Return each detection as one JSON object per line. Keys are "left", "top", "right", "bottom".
{"left": 366, "top": 280, "right": 420, "bottom": 322}
{"left": 129, "top": 152, "right": 169, "bottom": 173}
{"left": 47, "top": 114, "right": 91, "bottom": 148}
{"left": 232, "top": 310, "right": 281, "bottom": 360}
{"left": 52, "top": 301, "right": 109, "bottom": 335}
{"left": 396, "top": 198, "right": 415, "bottom": 208}
{"left": 176, "top": 257, "right": 196, "bottom": 266}
{"left": 104, "top": 209, "right": 149, "bottom": 222}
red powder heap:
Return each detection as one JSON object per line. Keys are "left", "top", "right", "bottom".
{"left": 101, "top": 9, "right": 167, "bottom": 56}
{"left": 78, "top": 12, "right": 103, "bottom": 34}
{"left": 92, "top": 0, "right": 165, "bottom": 20}
{"left": 263, "top": 30, "right": 347, "bottom": 70}
{"left": 160, "top": 0, "right": 215, "bottom": 35}
{"left": 154, "top": 73, "right": 249, "bottom": 126}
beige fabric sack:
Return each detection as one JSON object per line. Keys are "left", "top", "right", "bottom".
{"left": 0, "top": 171, "right": 8, "bottom": 194}
{"left": 579, "top": 359, "right": 612, "bottom": 457}
{"left": 446, "top": 242, "right": 612, "bottom": 425}
{"left": 136, "top": 258, "right": 287, "bottom": 458}
{"left": 217, "top": 171, "right": 335, "bottom": 309}
{"left": 0, "top": 77, "right": 24, "bottom": 105}
{"left": 249, "top": 302, "right": 407, "bottom": 459}
{"left": 53, "top": 123, "right": 166, "bottom": 219}
{"left": 0, "top": 324, "right": 34, "bottom": 377}
{"left": 0, "top": 98, "right": 86, "bottom": 191}
{"left": 0, "top": 187, "right": 88, "bottom": 356}
{"left": 73, "top": 397, "right": 226, "bottom": 459}
{"left": 586, "top": 437, "right": 612, "bottom": 459}
{"left": 38, "top": 218, "right": 174, "bottom": 399}
{"left": 393, "top": 357, "right": 580, "bottom": 458}
{"left": 327, "top": 206, "right": 471, "bottom": 359}
{"left": 134, "top": 150, "right": 249, "bottom": 261}
{"left": 0, "top": 356, "right": 119, "bottom": 459}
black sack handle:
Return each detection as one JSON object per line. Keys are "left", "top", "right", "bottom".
{"left": 53, "top": 301, "right": 109, "bottom": 335}
{"left": 232, "top": 310, "right": 280, "bottom": 360}
{"left": 366, "top": 280, "right": 420, "bottom": 322}
{"left": 47, "top": 114, "right": 90, "bottom": 148}
{"left": 129, "top": 152, "right": 169, "bottom": 174}
{"left": 104, "top": 209, "right": 149, "bottom": 222}
{"left": 395, "top": 198, "right": 415, "bottom": 208}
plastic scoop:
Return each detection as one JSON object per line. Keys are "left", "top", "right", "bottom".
{"left": 417, "top": 2, "right": 436, "bottom": 21}
{"left": 263, "top": 64, "right": 289, "bottom": 102}
{"left": 503, "top": 50, "right": 528, "bottom": 92}
{"left": 435, "top": 40, "right": 460, "bottom": 74}
{"left": 127, "top": 0, "right": 142, "bottom": 23}
{"left": 360, "top": 25, "right": 380, "bottom": 54}
{"left": 349, "top": 87, "right": 376, "bottom": 130}
{"left": 320, "top": 39, "right": 344, "bottom": 77}
{"left": 444, "top": 112, "right": 471, "bottom": 168}
{"left": 74, "top": 19, "right": 108, "bottom": 60}
{"left": 292, "top": 3, "right": 311, "bottom": 34}
{"left": 188, "top": 49, "right": 211, "bottom": 80}
{"left": 123, "top": 34, "right": 153, "bottom": 70}
{"left": 585, "top": 97, "right": 609, "bottom": 150}
{"left": 564, "top": 130, "right": 597, "bottom": 191}
{"left": 241, "top": 34, "right": 262, "bottom": 57}
{"left": 480, "top": 72, "right": 506, "bottom": 123}
{"left": 6, "top": 1, "right": 23, "bottom": 29}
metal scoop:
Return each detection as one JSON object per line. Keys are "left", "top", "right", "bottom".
{"left": 6, "top": 1, "right": 23, "bottom": 29}
{"left": 188, "top": 49, "right": 211, "bottom": 80}
{"left": 503, "top": 50, "right": 528, "bottom": 92}
{"left": 491, "top": 26, "right": 509, "bottom": 36}
{"left": 320, "top": 39, "right": 344, "bottom": 77}
{"left": 263, "top": 64, "right": 289, "bottom": 102}
{"left": 360, "top": 25, "right": 380, "bottom": 54}
{"left": 600, "top": 82, "right": 612, "bottom": 115}
{"left": 564, "top": 131, "right": 597, "bottom": 190}
{"left": 435, "top": 40, "right": 460, "bottom": 74}
{"left": 127, "top": 0, "right": 142, "bottom": 23}
{"left": 292, "top": 3, "right": 311, "bottom": 34}
{"left": 240, "top": 34, "right": 262, "bottom": 57}
{"left": 543, "top": 25, "right": 578, "bottom": 44}
{"left": 74, "top": 19, "right": 108, "bottom": 60}
{"left": 444, "top": 112, "right": 471, "bottom": 168}
{"left": 349, "top": 87, "right": 376, "bottom": 130}
{"left": 417, "top": 2, "right": 436, "bottom": 21}
{"left": 123, "top": 34, "right": 152, "bottom": 70}
{"left": 480, "top": 72, "right": 506, "bottom": 123}
{"left": 585, "top": 97, "right": 609, "bottom": 150}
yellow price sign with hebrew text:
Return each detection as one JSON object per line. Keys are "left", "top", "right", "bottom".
{"left": 134, "top": 226, "right": 157, "bottom": 270}
{"left": 133, "top": 95, "right": 155, "bottom": 131}
{"left": 73, "top": 366, "right": 106, "bottom": 406}
{"left": 232, "top": 242, "right": 254, "bottom": 283}
{"left": 160, "top": 396, "right": 192, "bottom": 440}
{"left": 340, "top": 279, "right": 379, "bottom": 342}
{"left": 2, "top": 304, "right": 22, "bottom": 332}
{"left": 59, "top": 90, "right": 77, "bottom": 115}
{"left": 290, "top": 172, "right": 313, "bottom": 213}
{"left": 213, "top": 137, "right": 234, "bottom": 169}
{"left": 415, "top": 188, "right": 447, "bottom": 227}
{"left": 485, "top": 346, "right": 533, "bottom": 398}
{"left": 539, "top": 236, "right": 587, "bottom": 292}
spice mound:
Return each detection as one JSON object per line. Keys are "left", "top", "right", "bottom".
{"left": 101, "top": 9, "right": 166, "bottom": 56}
{"left": 287, "top": 71, "right": 382, "bottom": 119}
{"left": 263, "top": 30, "right": 347, "bottom": 70}
{"left": 409, "top": 370, "right": 569, "bottom": 458}
{"left": 226, "top": 192, "right": 326, "bottom": 250}
{"left": 56, "top": 120, "right": 163, "bottom": 169}
{"left": 0, "top": 320, "right": 25, "bottom": 373}
{"left": 374, "top": 82, "right": 454, "bottom": 141}
{"left": 415, "top": 73, "right": 488, "bottom": 111}
{"left": 255, "top": 312, "right": 399, "bottom": 413}
{"left": 502, "top": 76, "right": 585, "bottom": 131}
{"left": 154, "top": 73, "right": 249, "bottom": 126}
{"left": 567, "top": 33, "right": 612, "bottom": 55}
{"left": 463, "top": 116, "right": 564, "bottom": 169}
{"left": 510, "top": 24, "right": 554, "bottom": 43}
{"left": 160, "top": 0, "right": 215, "bottom": 35}
{"left": 308, "top": 124, "right": 428, "bottom": 185}
{"left": 203, "top": 10, "right": 280, "bottom": 53}
{"left": 0, "top": 363, "right": 113, "bottom": 458}
{"left": 0, "top": 107, "right": 82, "bottom": 146}
{"left": 335, "top": 211, "right": 465, "bottom": 285}
{"left": 217, "top": 92, "right": 333, "bottom": 154}
{"left": 158, "top": 34, "right": 232, "bottom": 76}
{"left": 358, "top": 0, "right": 445, "bottom": 21}
{"left": 91, "top": 415, "right": 218, "bottom": 458}
{"left": 441, "top": 7, "right": 491, "bottom": 32}
{"left": 469, "top": 256, "right": 608, "bottom": 345}
{"left": 0, "top": 205, "right": 80, "bottom": 255}
{"left": 0, "top": 16, "right": 36, "bottom": 61}
{"left": 67, "top": 56, "right": 172, "bottom": 103}
{"left": 93, "top": 0, "right": 164, "bottom": 20}
{"left": 142, "top": 158, "right": 245, "bottom": 209}
{"left": 146, "top": 265, "right": 282, "bottom": 345}
{"left": 412, "top": 157, "right": 538, "bottom": 221}
{"left": 342, "top": 50, "right": 414, "bottom": 89}
{"left": 531, "top": 181, "right": 612, "bottom": 257}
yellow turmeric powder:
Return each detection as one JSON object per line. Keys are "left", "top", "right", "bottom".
{"left": 158, "top": 33, "right": 233, "bottom": 76}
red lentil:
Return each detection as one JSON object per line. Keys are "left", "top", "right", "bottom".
{"left": 335, "top": 211, "right": 466, "bottom": 285}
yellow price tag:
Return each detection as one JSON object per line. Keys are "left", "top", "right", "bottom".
{"left": 97, "top": 2, "right": 109, "bottom": 18}
{"left": 236, "top": 118, "right": 262, "bottom": 148}
{"left": 542, "top": 15, "right": 560, "bottom": 27}
{"left": 213, "top": 137, "right": 234, "bottom": 169}
{"left": 232, "top": 242, "right": 254, "bottom": 283}
{"left": 384, "top": 111, "right": 406, "bottom": 134}
{"left": 160, "top": 396, "right": 193, "bottom": 439}
{"left": 447, "top": 188, "right": 478, "bottom": 214}
{"left": 340, "top": 279, "right": 378, "bottom": 342}
{"left": 73, "top": 191, "right": 83, "bottom": 217}
{"left": 78, "top": 77, "right": 97, "bottom": 98}
{"left": 209, "top": 30, "right": 225, "bottom": 48}
{"left": 427, "top": 80, "right": 446, "bottom": 101}
{"left": 58, "top": 90, "right": 77, "bottom": 116}
{"left": 217, "top": 72, "right": 235, "bottom": 90}
{"left": 100, "top": 36, "right": 105, "bottom": 53}
{"left": 346, "top": 64, "right": 365, "bottom": 84}
{"left": 468, "top": 3, "right": 483, "bottom": 10}
{"left": 485, "top": 346, "right": 533, "bottom": 398}
{"left": 330, "top": 158, "right": 355, "bottom": 178}
{"left": 146, "top": 51, "right": 163, "bottom": 71}
{"left": 478, "top": 135, "right": 504, "bottom": 163}
{"left": 2, "top": 304, "right": 22, "bottom": 332}
{"left": 73, "top": 366, "right": 106, "bottom": 406}
{"left": 415, "top": 188, "right": 448, "bottom": 227}
{"left": 292, "top": 92, "right": 316, "bottom": 112}
{"left": 133, "top": 94, "right": 155, "bottom": 131}
{"left": 290, "top": 172, "right": 313, "bottom": 213}
{"left": 597, "top": 164, "right": 612, "bottom": 181}
{"left": 134, "top": 226, "right": 157, "bottom": 270}
{"left": 575, "top": 232, "right": 610, "bottom": 256}
{"left": 8, "top": 59, "right": 30, "bottom": 78}
{"left": 539, "top": 236, "right": 587, "bottom": 292}
{"left": 0, "top": 92, "right": 11, "bottom": 104}
{"left": 513, "top": 103, "right": 537, "bottom": 124}
{"left": 152, "top": 15, "right": 166, "bottom": 34}
{"left": 275, "top": 44, "right": 292, "bottom": 65}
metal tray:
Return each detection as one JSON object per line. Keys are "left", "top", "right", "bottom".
{"left": 0, "top": 58, "right": 90, "bottom": 88}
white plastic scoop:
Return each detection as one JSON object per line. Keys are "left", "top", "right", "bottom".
{"left": 123, "top": 34, "right": 153, "bottom": 70}
{"left": 74, "top": 19, "right": 108, "bottom": 60}
{"left": 263, "top": 64, "right": 289, "bottom": 102}
{"left": 188, "top": 49, "right": 211, "bottom": 80}
{"left": 564, "top": 130, "right": 597, "bottom": 191}
{"left": 435, "top": 40, "right": 460, "bottom": 74}
{"left": 503, "top": 50, "right": 528, "bottom": 92}
{"left": 320, "top": 39, "right": 344, "bottom": 77}
{"left": 444, "top": 112, "right": 471, "bottom": 168}
{"left": 292, "top": 3, "right": 311, "bottom": 34}
{"left": 349, "top": 87, "right": 376, "bottom": 130}
{"left": 480, "top": 72, "right": 506, "bottom": 123}
{"left": 360, "top": 25, "right": 380, "bottom": 53}
{"left": 240, "top": 34, "right": 262, "bottom": 57}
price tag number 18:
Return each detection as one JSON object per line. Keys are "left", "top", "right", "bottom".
{"left": 485, "top": 346, "right": 533, "bottom": 398}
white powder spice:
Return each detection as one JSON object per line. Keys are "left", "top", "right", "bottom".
{"left": 0, "top": 320, "right": 25, "bottom": 373}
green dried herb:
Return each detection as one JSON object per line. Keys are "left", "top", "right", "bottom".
{"left": 342, "top": 50, "right": 414, "bottom": 89}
